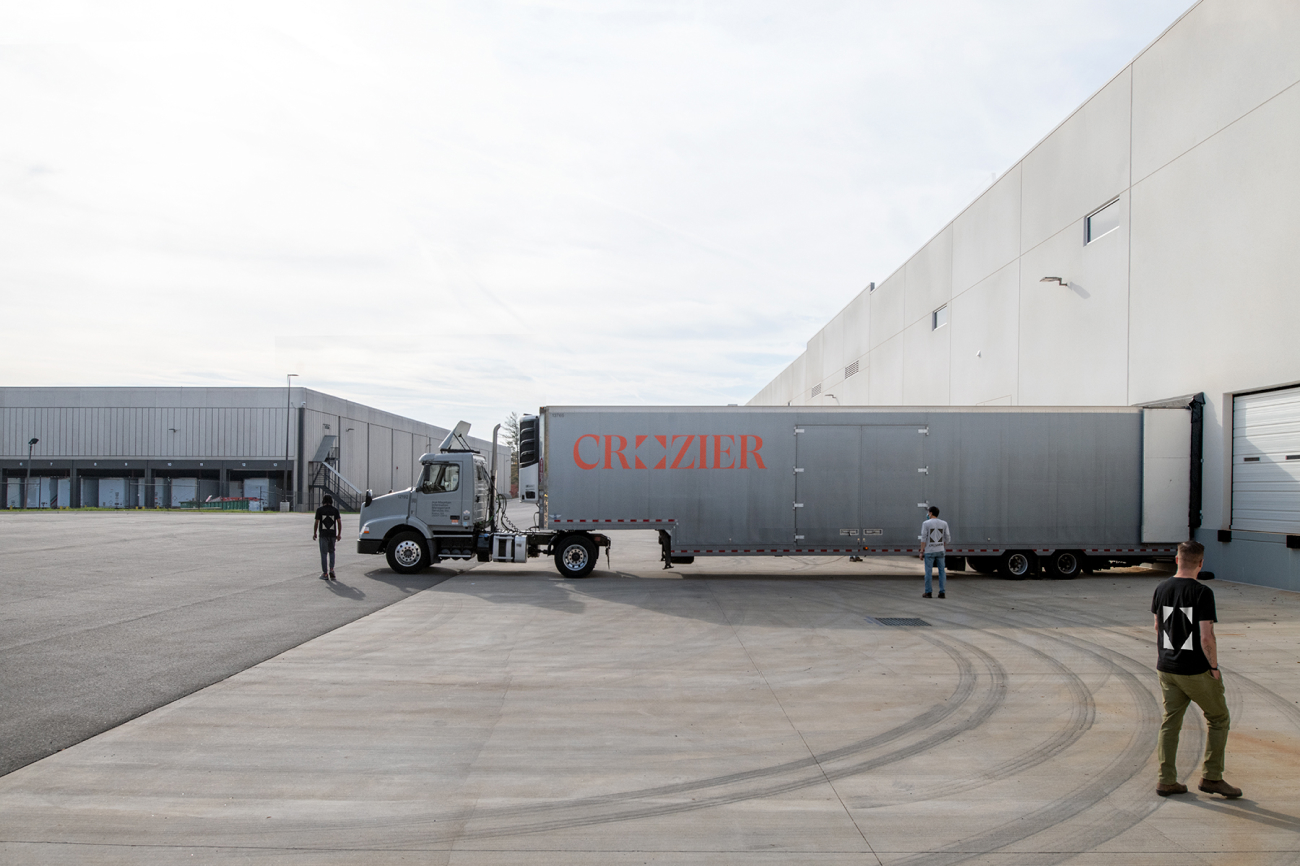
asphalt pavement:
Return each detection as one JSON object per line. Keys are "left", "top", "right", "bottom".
{"left": 0, "top": 510, "right": 464, "bottom": 777}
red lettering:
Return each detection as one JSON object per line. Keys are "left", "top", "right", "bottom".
{"left": 604, "top": 435, "right": 629, "bottom": 469}
{"left": 740, "top": 435, "right": 765, "bottom": 469}
{"left": 573, "top": 434, "right": 599, "bottom": 470}
{"left": 713, "top": 435, "right": 734, "bottom": 469}
{"left": 654, "top": 435, "right": 667, "bottom": 469}
{"left": 634, "top": 435, "right": 648, "bottom": 469}
{"left": 670, "top": 435, "right": 696, "bottom": 469}
{"left": 698, "top": 434, "right": 707, "bottom": 469}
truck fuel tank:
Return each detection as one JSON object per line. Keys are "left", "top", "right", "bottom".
{"left": 490, "top": 533, "right": 528, "bottom": 563}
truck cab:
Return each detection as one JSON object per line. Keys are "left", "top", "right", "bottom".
{"left": 356, "top": 423, "right": 491, "bottom": 572}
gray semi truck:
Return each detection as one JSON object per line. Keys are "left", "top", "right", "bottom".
{"left": 357, "top": 403, "right": 1199, "bottom": 579}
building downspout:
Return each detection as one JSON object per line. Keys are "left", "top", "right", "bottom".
{"left": 1188, "top": 392, "right": 1205, "bottom": 536}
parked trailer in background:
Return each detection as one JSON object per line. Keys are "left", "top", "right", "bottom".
{"left": 359, "top": 404, "right": 1197, "bottom": 579}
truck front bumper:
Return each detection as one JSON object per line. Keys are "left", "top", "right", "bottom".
{"left": 357, "top": 539, "right": 384, "bottom": 555}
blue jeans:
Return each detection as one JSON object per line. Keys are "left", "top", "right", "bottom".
{"left": 924, "top": 552, "right": 946, "bottom": 594}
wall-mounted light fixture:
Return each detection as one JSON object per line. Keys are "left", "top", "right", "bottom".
{"left": 1040, "top": 276, "right": 1068, "bottom": 286}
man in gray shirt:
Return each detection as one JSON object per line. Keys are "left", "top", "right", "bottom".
{"left": 920, "top": 506, "right": 951, "bottom": 599}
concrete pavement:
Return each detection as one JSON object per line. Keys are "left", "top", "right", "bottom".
{"left": 0, "top": 510, "right": 467, "bottom": 776}
{"left": 2, "top": 520, "right": 1299, "bottom": 863}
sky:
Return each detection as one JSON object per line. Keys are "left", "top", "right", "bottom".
{"left": 0, "top": 0, "right": 1194, "bottom": 434}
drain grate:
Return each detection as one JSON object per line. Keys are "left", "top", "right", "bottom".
{"left": 866, "top": 617, "right": 931, "bottom": 627}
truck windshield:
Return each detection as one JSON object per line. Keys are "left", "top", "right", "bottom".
{"left": 419, "top": 463, "right": 459, "bottom": 494}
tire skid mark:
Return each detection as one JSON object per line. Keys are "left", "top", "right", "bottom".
{"left": 878, "top": 590, "right": 1166, "bottom": 865}
{"left": 162, "top": 630, "right": 1002, "bottom": 846}
{"left": 828, "top": 597, "right": 1097, "bottom": 807}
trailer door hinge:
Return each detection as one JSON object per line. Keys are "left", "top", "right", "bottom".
{"left": 918, "top": 466, "right": 929, "bottom": 474}
{"left": 794, "top": 535, "right": 805, "bottom": 541}
{"left": 793, "top": 502, "right": 804, "bottom": 508}
{"left": 918, "top": 426, "right": 929, "bottom": 435}
{"left": 794, "top": 427, "right": 805, "bottom": 435}
{"left": 793, "top": 467, "right": 804, "bottom": 473}
{"left": 917, "top": 502, "right": 929, "bottom": 508}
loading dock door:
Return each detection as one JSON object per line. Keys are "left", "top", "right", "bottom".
{"left": 1232, "top": 386, "right": 1300, "bottom": 533}
{"left": 795, "top": 425, "right": 924, "bottom": 546}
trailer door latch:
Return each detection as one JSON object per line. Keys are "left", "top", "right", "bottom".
{"left": 793, "top": 467, "right": 804, "bottom": 473}
{"left": 918, "top": 466, "right": 929, "bottom": 474}
{"left": 918, "top": 426, "right": 929, "bottom": 435}
{"left": 793, "top": 502, "right": 804, "bottom": 508}
{"left": 794, "top": 427, "right": 805, "bottom": 435}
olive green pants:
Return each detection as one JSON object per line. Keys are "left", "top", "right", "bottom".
{"left": 1157, "top": 670, "right": 1230, "bottom": 784}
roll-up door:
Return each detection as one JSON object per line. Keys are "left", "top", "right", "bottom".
{"left": 1231, "top": 387, "right": 1300, "bottom": 533}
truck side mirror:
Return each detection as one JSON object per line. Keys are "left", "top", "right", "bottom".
{"left": 364, "top": 489, "right": 373, "bottom": 507}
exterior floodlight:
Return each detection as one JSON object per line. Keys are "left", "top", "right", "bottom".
{"left": 1040, "top": 277, "right": 1068, "bottom": 286}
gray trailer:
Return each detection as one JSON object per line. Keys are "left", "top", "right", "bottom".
{"left": 359, "top": 404, "right": 1196, "bottom": 579}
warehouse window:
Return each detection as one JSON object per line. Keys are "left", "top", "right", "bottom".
{"left": 1086, "top": 199, "right": 1121, "bottom": 243}
{"left": 932, "top": 305, "right": 948, "bottom": 330}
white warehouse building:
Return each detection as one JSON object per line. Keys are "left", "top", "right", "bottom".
{"left": 750, "top": 0, "right": 1300, "bottom": 591}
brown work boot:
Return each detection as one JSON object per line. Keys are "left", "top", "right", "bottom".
{"left": 1198, "top": 778, "right": 1242, "bottom": 798}
{"left": 1156, "top": 781, "right": 1188, "bottom": 797}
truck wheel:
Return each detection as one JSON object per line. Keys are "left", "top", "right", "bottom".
{"left": 1046, "top": 550, "right": 1082, "bottom": 579}
{"left": 554, "top": 535, "right": 597, "bottom": 579}
{"left": 386, "top": 531, "right": 429, "bottom": 574}
{"left": 998, "top": 551, "right": 1036, "bottom": 580}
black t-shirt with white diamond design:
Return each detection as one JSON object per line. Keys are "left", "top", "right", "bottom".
{"left": 1150, "top": 577, "right": 1217, "bottom": 675}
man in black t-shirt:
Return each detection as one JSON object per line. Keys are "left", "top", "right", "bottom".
{"left": 1150, "top": 540, "right": 1241, "bottom": 799}
{"left": 313, "top": 494, "right": 342, "bottom": 581}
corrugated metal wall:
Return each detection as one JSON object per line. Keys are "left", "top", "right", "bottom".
{"left": 1, "top": 406, "right": 287, "bottom": 458}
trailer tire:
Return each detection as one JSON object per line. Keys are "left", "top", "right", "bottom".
{"left": 998, "top": 550, "right": 1036, "bottom": 580}
{"left": 1046, "top": 550, "right": 1082, "bottom": 579}
{"left": 554, "top": 535, "right": 597, "bottom": 579}
{"left": 386, "top": 531, "right": 430, "bottom": 574}
{"left": 970, "top": 556, "right": 999, "bottom": 574}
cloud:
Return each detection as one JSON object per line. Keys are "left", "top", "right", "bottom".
{"left": 0, "top": 0, "right": 1192, "bottom": 433}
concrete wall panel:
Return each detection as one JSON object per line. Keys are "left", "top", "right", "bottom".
{"left": 1017, "top": 212, "right": 1129, "bottom": 405}
{"left": 1021, "top": 68, "right": 1131, "bottom": 252}
{"left": 903, "top": 226, "right": 953, "bottom": 329}
{"left": 902, "top": 318, "right": 950, "bottom": 405}
{"left": 837, "top": 361, "right": 869, "bottom": 405}
{"left": 839, "top": 290, "right": 870, "bottom": 372}
{"left": 868, "top": 337, "right": 904, "bottom": 405}
{"left": 952, "top": 165, "right": 1022, "bottom": 295}
{"left": 1132, "top": 0, "right": 1300, "bottom": 182}
{"left": 869, "top": 273, "right": 905, "bottom": 351}
{"left": 950, "top": 262, "right": 1020, "bottom": 406}
{"left": 1129, "top": 82, "right": 1300, "bottom": 408}
{"left": 804, "top": 331, "right": 825, "bottom": 396}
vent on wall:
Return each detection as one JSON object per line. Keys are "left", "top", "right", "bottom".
{"left": 845, "top": 360, "right": 860, "bottom": 378}
{"left": 811, "top": 384, "right": 822, "bottom": 397}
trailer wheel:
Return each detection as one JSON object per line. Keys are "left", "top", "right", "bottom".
{"left": 1046, "top": 550, "right": 1082, "bottom": 579}
{"left": 386, "top": 531, "right": 429, "bottom": 574}
{"left": 998, "top": 551, "right": 1036, "bottom": 580}
{"left": 554, "top": 535, "right": 597, "bottom": 579}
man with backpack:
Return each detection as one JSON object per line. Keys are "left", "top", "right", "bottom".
{"left": 313, "top": 494, "right": 342, "bottom": 581}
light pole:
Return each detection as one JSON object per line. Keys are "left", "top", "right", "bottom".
{"left": 285, "top": 374, "right": 298, "bottom": 509}
{"left": 25, "top": 438, "right": 38, "bottom": 510}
